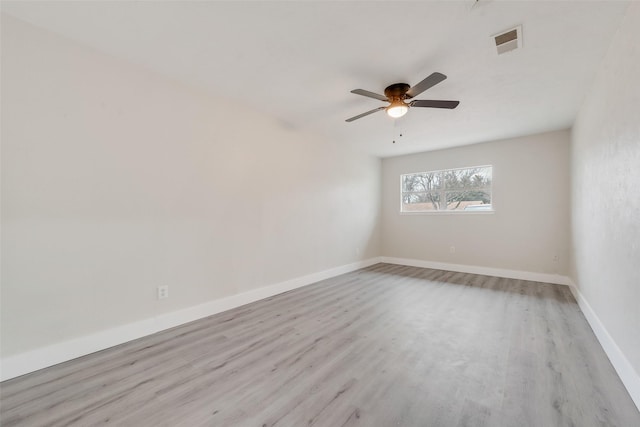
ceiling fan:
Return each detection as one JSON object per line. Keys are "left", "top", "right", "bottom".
{"left": 346, "top": 72, "right": 459, "bottom": 122}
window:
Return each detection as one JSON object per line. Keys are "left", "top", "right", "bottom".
{"left": 401, "top": 165, "right": 492, "bottom": 213}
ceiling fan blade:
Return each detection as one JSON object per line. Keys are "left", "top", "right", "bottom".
{"left": 409, "top": 100, "right": 460, "bottom": 109}
{"left": 406, "top": 72, "right": 447, "bottom": 98}
{"left": 350, "top": 89, "right": 388, "bottom": 102}
{"left": 345, "top": 107, "right": 386, "bottom": 122}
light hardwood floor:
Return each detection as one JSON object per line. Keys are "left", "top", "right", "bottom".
{"left": 1, "top": 264, "right": 639, "bottom": 426}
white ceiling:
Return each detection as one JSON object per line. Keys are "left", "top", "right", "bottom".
{"left": 2, "top": 1, "right": 630, "bottom": 157}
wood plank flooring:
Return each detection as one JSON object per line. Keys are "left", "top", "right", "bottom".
{"left": 1, "top": 263, "right": 639, "bottom": 426}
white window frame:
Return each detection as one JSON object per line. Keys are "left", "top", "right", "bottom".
{"left": 400, "top": 165, "right": 494, "bottom": 214}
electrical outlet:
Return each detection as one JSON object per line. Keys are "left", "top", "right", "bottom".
{"left": 552, "top": 255, "right": 559, "bottom": 263}
{"left": 450, "top": 246, "right": 456, "bottom": 253}
{"left": 355, "top": 247, "right": 361, "bottom": 256}
{"left": 157, "top": 285, "right": 169, "bottom": 300}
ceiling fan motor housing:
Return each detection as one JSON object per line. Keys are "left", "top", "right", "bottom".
{"left": 384, "top": 83, "right": 411, "bottom": 100}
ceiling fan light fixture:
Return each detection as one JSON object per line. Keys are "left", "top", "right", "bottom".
{"left": 386, "top": 101, "right": 408, "bottom": 118}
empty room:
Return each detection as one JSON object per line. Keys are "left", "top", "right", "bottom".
{"left": 1, "top": 1, "right": 639, "bottom": 426}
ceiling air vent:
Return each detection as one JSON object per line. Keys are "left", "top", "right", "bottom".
{"left": 493, "top": 25, "right": 522, "bottom": 55}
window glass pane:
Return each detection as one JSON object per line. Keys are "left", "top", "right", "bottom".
{"left": 445, "top": 191, "right": 491, "bottom": 211}
{"left": 402, "top": 172, "right": 441, "bottom": 192}
{"left": 443, "top": 166, "right": 492, "bottom": 191}
{"left": 402, "top": 192, "right": 440, "bottom": 211}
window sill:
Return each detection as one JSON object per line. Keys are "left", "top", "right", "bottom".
{"left": 399, "top": 210, "right": 495, "bottom": 215}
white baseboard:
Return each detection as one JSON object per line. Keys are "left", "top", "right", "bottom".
{"left": 567, "top": 279, "right": 640, "bottom": 411}
{"left": 0, "top": 257, "right": 383, "bottom": 382}
{"left": 380, "top": 256, "right": 571, "bottom": 285}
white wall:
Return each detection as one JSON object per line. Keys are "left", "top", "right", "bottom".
{"left": 0, "top": 16, "right": 381, "bottom": 359}
{"left": 381, "top": 131, "right": 570, "bottom": 276}
{"left": 570, "top": 2, "right": 640, "bottom": 396}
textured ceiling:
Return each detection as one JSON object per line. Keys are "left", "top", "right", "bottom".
{"left": 1, "top": 1, "right": 630, "bottom": 157}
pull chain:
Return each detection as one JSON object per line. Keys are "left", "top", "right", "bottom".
{"left": 392, "top": 119, "right": 403, "bottom": 144}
